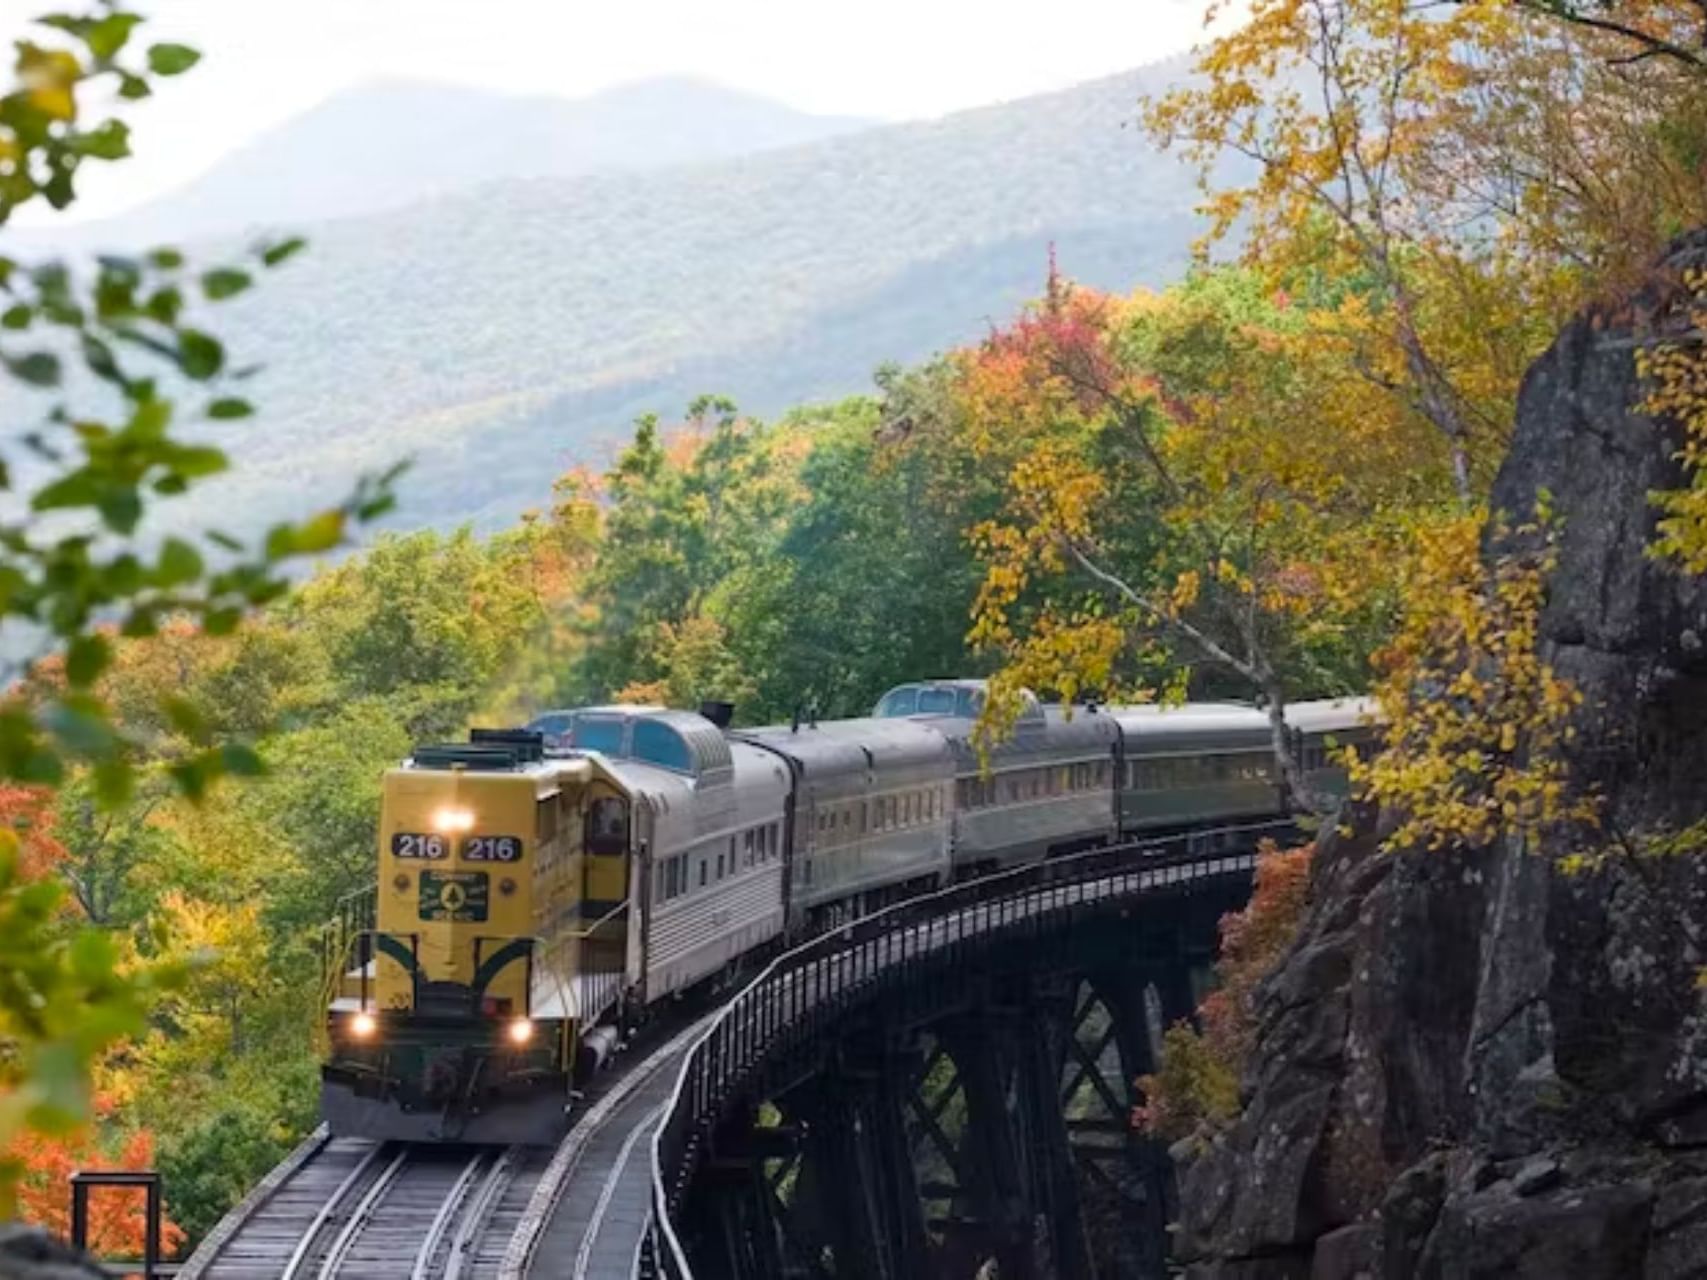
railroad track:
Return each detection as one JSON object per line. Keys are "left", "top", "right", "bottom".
{"left": 179, "top": 1135, "right": 547, "bottom": 1280}
{"left": 498, "top": 1018, "right": 709, "bottom": 1279}
{"left": 180, "top": 1016, "right": 707, "bottom": 1280}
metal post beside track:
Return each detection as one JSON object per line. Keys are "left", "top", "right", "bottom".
{"left": 70, "top": 1169, "right": 164, "bottom": 1280}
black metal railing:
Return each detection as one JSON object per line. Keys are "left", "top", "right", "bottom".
{"left": 70, "top": 1169, "right": 169, "bottom": 1279}
{"left": 646, "top": 818, "right": 1291, "bottom": 1278}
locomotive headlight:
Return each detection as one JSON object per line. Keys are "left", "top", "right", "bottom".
{"left": 431, "top": 805, "right": 476, "bottom": 834}
{"left": 507, "top": 1017, "right": 534, "bottom": 1046}
{"left": 350, "top": 1011, "right": 377, "bottom": 1039}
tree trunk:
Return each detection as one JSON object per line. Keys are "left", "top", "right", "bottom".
{"left": 1261, "top": 684, "right": 1322, "bottom": 816}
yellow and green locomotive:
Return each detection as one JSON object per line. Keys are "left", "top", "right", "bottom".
{"left": 321, "top": 730, "right": 633, "bottom": 1143}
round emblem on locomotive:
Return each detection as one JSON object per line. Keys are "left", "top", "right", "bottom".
{"left": 439, "top": 881, "right": 467, "bottom": 912}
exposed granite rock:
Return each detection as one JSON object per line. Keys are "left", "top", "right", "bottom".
{"left": 1418, "top": 1180, "right": 1653, "bottom": 1279}
{"left": 1310, "top": 1223, "right": 1377, "bottom": 1279}
{"left": 1647, "top": 1176, "right": 1707, "bottom": 1279}
{"left": 1178, "top": 229, "right": 1707, "bottom": 1278}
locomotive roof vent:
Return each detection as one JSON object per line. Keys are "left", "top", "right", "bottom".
{"left": 699, "top": 700, "right": 735, "bottom": 729}
{"left": 411, "top": 728, "right": 544, "bottom": 772}
{"left": 470, "top": 727, "right": 545, "bottom": 762}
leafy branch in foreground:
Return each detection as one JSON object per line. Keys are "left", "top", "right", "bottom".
{"left": 0, "top": 1, "right": 402, "bottom": 1215}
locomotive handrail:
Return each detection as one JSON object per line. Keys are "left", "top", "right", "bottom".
{"left": 313, "top": 884, "right": 379, "bottom": 1052}
{"left": 570, "top": 898, "right": 630, "bottom": 939}
{"left": 341, "top": 929, "right": 421, "bottom": 1013}
{"left": 647, "top": 818, "right": 1293, "bottom": 1277}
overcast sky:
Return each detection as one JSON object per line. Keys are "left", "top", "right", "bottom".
{"left": 6, "top": 0, "right": 1213, "bottom": 224}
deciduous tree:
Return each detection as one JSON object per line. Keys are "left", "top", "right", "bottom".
{"left": 1136, "top": 842, "right": 1313, "bottom": 1144}
{"left": 964, "top": 270, "right": 1412, "bottom": 806}
{"left": 12, "top": 1097, "right": 183, "bottom": 1258}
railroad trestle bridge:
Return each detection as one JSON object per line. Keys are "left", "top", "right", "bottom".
{"left": 649, "top": 823, "right": 1284, "bottom": 1280}
{"left": 179, "top": 823, "right": 1280, "bottom": 1280}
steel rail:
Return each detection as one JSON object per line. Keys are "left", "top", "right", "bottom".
{"left": 176, "top": 1125, "right": 334, "bottom": 1279}
{"left": 279, "top": 1143, "right": 392, "bottom": 1280}
{"left": 316, "top": 1146, "right": 411, "bottom": 1279}
{"left": 443, "top": 1146, "right": 518, "bottom": 1280}
{"left": 410, "top": 1151, "right": 492, "bottom": 1280}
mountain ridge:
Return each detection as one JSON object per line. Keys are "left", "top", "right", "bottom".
{"left": 8, "top": 58, "right": 1219, "bottom": 544}
{"left": 19, "top": 74, "right": 879, "bottom": 248}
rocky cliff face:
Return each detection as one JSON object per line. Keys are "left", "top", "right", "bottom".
{"left": 0, "top": 1225, "right": 109, "bottom": 1280}
{"left": 1176, "top": 230, "right": 1707, "bottom": 1278}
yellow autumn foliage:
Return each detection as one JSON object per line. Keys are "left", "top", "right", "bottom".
{"left": 1349, "top": 507, "right": 1599, "bottom": 850}
{"left": 1645, "top": 269, "right": 1707, "bottom": 573}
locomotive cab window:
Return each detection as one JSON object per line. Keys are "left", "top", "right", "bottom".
{"left": 586, "top": 796, "right": 629, "bottom": 855}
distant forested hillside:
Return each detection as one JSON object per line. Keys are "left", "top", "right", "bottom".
{"left": 18, "top": 58, "right": 1209, "bottom": 543}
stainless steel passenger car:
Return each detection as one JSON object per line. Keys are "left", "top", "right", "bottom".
{"left": 874, "top": 680, "right": 1121, "bottom": 870}
{"left": 548, "top": 707, "right": 791, "bottom": 1004}
{"left": 1283, "top": 696, "right": 1378, "bottom": 802}
{"left": 1113, "top": 697, "right": 1376, "bottom": 831}
{"left": 1112, "top": 703, "right": 1278, "bottom": 832}
{"left": 735, "top": 718, "right": 955, "bottom": 932}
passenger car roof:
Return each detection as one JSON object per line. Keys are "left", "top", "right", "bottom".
{"left": 735, "top": 717, "right": 955, "bottom": 777}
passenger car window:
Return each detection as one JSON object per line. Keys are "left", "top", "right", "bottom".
{"left": 633, "top": 720, "right": 692, "bottom": 772}
{"left": 876, "top": 687, "right": 918, "bottom": 716}
{"left": 917, "top": 688, "right": 957, "bottom": 714}
{"left": 570, "top": 717, "right": 625, "bottom": 754}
